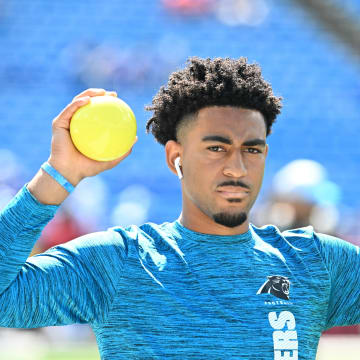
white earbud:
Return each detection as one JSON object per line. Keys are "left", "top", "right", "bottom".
{"left": 174, "top": 157, "right": 183, "bottom": 180}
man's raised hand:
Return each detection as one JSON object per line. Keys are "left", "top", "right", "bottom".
{"left": 48, "top": 88, "right": 137, "bottom": 186}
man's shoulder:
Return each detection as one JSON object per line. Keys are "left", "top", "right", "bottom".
{"left": 251, "top": 223, "right": 316, "bottom": 242}
{"left": 251, "top": 223, "right": 358, "bottom": 259}
{"left": 250, "top": 223, "right": 322, "bottom": 255}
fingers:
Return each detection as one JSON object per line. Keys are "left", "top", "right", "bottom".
{"left": 53, "top": 88, "right": 117, "bottom": 130}
{"left": 53, "top": 96, "right": 91, "bottom": 129}
{"left": 73, "top": 88, "right": 117, "bottom": 101}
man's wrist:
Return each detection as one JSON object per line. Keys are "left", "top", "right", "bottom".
{"left": 27, "top": 166, "right": 75, "bottom": 205}
{"left": 41, "top": 162, "right": 75, "bottom": 193}
{"left": 47, "top": 158, "right": 84, "bottom": 187}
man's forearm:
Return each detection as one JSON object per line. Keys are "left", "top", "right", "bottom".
{"left": 0, "top": 185, "right": 58, "bottom": 292}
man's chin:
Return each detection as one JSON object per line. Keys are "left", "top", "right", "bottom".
{"left": 212, "top": 212, "right": 247, "bottom": 228}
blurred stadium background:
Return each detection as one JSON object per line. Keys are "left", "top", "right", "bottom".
{"left": 0, "top": 0, "right": 359, "bottom": 359}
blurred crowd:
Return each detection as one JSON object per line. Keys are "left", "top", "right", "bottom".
{"left": 161, "top": 0, "right": 269, "bottom": 26}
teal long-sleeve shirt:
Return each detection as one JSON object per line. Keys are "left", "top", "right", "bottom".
{"left": 1, "top": 185, "right": 360, "bottom": 359}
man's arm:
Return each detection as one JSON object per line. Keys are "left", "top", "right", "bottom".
{"left": 0, "top": 185, "right": 58, "bottom": 294}
{"left": 0, "top": 88, "right": 135, "bottom": 327}
{"left": 0, "top": 217, "right": 127, "bottom": 327}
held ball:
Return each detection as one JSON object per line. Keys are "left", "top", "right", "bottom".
{"left": 70, "top": 96, "right": 137, "bottom": 161}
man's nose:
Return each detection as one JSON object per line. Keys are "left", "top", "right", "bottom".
{"left": 222, "top": 152, "right": 248, "bottom": 178}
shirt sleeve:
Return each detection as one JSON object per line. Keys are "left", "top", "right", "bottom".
{"left": 0, "top": 185, "right": 128, "bottom": 328}
{"left": 314, "top": 232, "right": 360, "bottom": 330}
{"left": 0, "top": 185, "right": 59, "bottom": 294}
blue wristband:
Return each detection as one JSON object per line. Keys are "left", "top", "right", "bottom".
{"left": 40, "top": 162, "right": 75, "bottom": 193}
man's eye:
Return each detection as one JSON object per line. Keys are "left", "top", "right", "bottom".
{"left": 207, "top": 146, "right": 225, "bottom": 152}
{"left": 246, "top": 147, "right": 262, "bottom": 154}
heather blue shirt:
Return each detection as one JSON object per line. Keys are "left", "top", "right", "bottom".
{"left": 0, "top": 185, "right": 360, "bottom": 359}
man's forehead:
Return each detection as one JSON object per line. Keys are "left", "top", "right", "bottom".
{"left": 195, "top": 106, "right": 267, "bottom": 138}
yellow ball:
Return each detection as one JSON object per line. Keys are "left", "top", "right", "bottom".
{"left": 70, "top": 96, "right": 137, "bottom": 161}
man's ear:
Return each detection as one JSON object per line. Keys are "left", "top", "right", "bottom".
{"left": 165, "top": 140, "right": 183, "bottom": 179}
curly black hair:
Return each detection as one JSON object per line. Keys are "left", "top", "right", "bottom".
{"left": 146, "top": 57, "right": 282, "bottom": 145}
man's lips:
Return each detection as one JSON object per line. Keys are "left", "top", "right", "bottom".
{"left": 216, "top": 186, "right": 250, "bottom": 199}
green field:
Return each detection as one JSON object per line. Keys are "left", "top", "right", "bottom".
{"left": 0, "top": 345, "right": 100, "bottom": 360}
{"left": 41, "top": 346, "right": 99, "bottom": 360}
{"left": 0, "top": 343, "right": 100, "bottom": 360}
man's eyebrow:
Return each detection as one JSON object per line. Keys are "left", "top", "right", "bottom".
{"left": 201, "top": 135, "right": 232, "bottom": 145}
{"left": 201, "top": 136, "right": 266, "bottom": 147}
{"left": 243, "top": 139, "right": 266, "bottom": 147}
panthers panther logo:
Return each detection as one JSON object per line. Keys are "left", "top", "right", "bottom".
{"left": 257, "top": 275, "right": 291, "bottom": 300}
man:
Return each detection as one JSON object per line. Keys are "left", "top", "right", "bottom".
{"left": 0, "top": 57, "right": 359, "bottom": 359}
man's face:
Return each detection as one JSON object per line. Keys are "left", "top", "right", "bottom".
{"left": 174, "top": 106, "right": 268, "bottom": 232}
